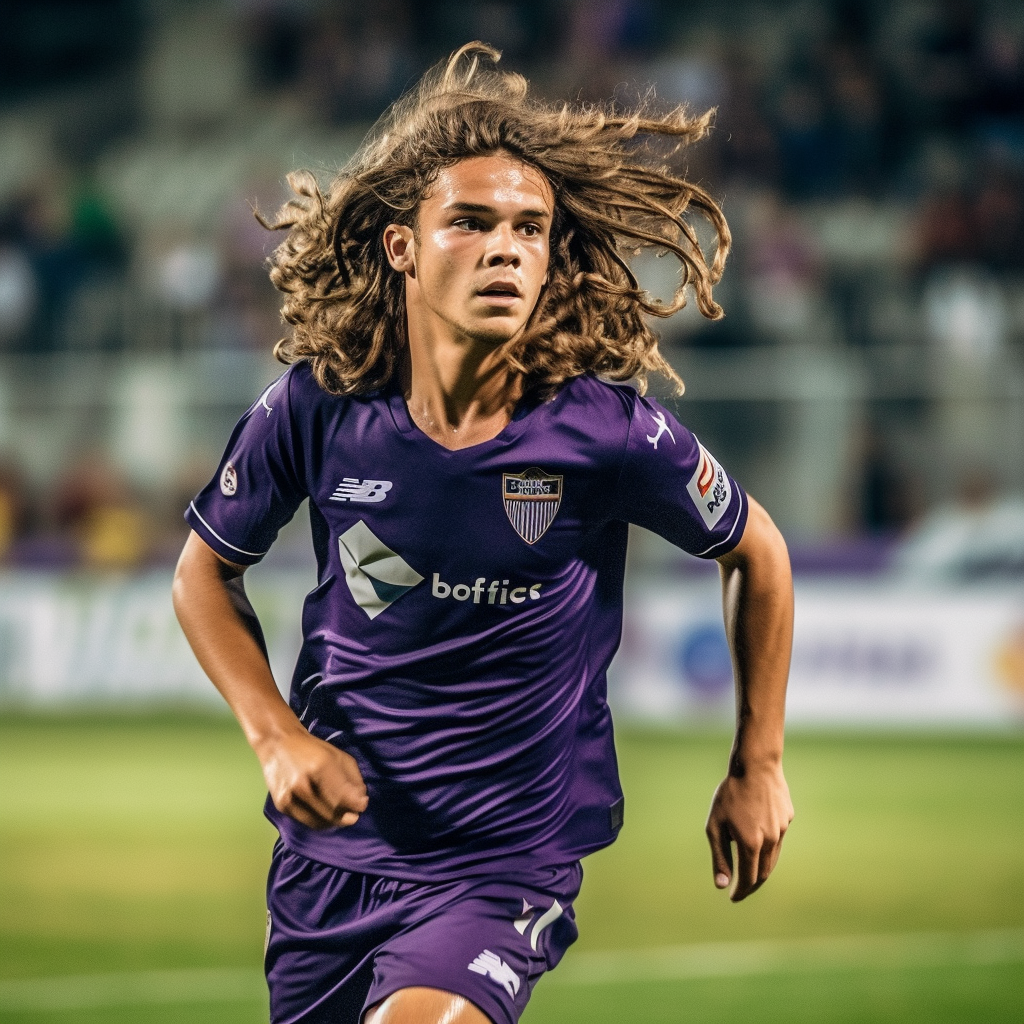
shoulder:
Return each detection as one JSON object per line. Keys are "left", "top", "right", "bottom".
{"left": 270, "top": 360, "right": 383, "bottom": 421}
{"left": 557, "top": 374, "right": 643, "bottom": 425}
{"left": 278, "top": 359, "right": 325, "bottom": 407}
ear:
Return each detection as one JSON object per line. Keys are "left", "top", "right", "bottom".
{"left": 383, "top": 224, "right": 416, "bottom": 275}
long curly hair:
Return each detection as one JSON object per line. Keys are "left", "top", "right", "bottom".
{"left": 263, "top": 42, "right": 730, "bottom": 398}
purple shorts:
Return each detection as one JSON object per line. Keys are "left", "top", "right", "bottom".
{"left": 265, "top": 841, "right": 582, "bottom": 1024}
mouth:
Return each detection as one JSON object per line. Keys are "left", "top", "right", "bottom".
{"left": 476, "top": 281, "right": 522, "bottom": 300}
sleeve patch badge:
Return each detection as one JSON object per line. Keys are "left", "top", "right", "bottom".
{"left": 220, "top": 461, "right": 237, "bottom": 497}
{"left": 686, "top": 441, "right": 731, "bottom": 530}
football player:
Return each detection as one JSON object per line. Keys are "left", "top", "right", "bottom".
{"left": 173, "top": 43, "right": 794, "bottom": 1024}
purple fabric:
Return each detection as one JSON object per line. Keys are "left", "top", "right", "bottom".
{"left": 187, "top": 363, "right": 747, "bottom": 880}
{"left": 265, "top": 843, "right": 581, "bottom": 1024}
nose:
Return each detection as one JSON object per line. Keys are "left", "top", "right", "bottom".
{"left": 484, "top": 223, "right": 520, "bottom": 267}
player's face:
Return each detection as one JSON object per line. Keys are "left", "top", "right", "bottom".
{"left": 386, "top": 153, "right": 554, "bottom": 348}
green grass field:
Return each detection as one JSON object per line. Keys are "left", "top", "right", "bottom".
{"left": 1, "top": 714, "right": 1021, "bottom": 1023}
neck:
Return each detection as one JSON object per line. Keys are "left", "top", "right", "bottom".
{"left": 400, "top": 314, "right": 523, "bottom": 451}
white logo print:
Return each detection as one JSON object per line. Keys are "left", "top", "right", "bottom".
{"left": 686, "top": 439, "right": 732, "bottom": 530}
{"left": 330, "top": 479, "right": 393, "bottom": 503}
{"left": 468, "top": 950, "right": 521, "bottom": 998}
{"left": 512, "top": 899, "right": 564, "bottom": 951}
{"left": 432, "top": 574, "right": 541, "bottom": 606}
{"left": 646, "top": 410, "right": 676, "bottom": 450}
{"left": 338, "top": 521, "right": 424, "bottom": 619}
{"left": 513, "top": 899, "right": 535, "bottom": 935}
{"left": 257, "top": 379, "right": 282, "bottom": 418}
{"left": 220, "top": 461, "right": 237, "bottom": 496}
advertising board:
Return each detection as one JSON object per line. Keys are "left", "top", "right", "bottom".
{"left": 1, "top": 570, "right": 1021, "bottom": 727}
{"left": 613, "top": 579, "right": 1024, "bottom": 726}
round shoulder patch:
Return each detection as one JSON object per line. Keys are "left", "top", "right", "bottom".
{"left": 220, "top": 461, "right": 238, "bottom": 497}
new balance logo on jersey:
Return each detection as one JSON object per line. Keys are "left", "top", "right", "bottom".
{"left": 338, "top": 520, "right": 423, "bottom": 619}
{"left": 646, "top": 409, "right": 676, "bottom": 449}
{"left": 468, "top": 950, "right": 520, "bottom": 998}
{"left": 330, "top": 479, "right": 393, "bottom": 503}
{"left": 686, "top": 440, "right": 732, "bottom": 530}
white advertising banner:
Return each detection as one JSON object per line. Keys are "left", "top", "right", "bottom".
{"left": 0, "top": 569, "right": 309, "bottom": 705}
{"left": 611, "top": 579, "right": 1024, "bottom": 726}
{"left": 1, "top": 570, "right": 1022, "bottom": 726}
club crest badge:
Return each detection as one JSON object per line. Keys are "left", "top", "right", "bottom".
{"left": 502, "top": 468, "right": 562, "bottom": 544}
{"left": 220, "top": 461, "right": 237, "bottom": 497}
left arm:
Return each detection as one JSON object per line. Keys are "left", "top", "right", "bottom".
{"left": 706, "top": 495, "right": 795, "bottom": 902}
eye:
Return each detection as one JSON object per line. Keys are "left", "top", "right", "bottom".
{"left": 453, "top": 217, "right": 483, "bottom": 231}
{"left": 519, "top": 223, "right": 542, "bottom": 237}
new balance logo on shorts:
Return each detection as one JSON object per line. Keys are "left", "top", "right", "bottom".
{"left": 468, "top": 950, "right": 520, "bottom": 998}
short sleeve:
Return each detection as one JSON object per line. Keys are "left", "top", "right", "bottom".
{"left": 612, "top": 394, "right": 747, "bottom": 558}
{"left": 185, "top": 369, "right": 308, "bottom": 564}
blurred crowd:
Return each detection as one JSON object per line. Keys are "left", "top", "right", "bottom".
{"left": 0, "top": 0, "right": 1023, "bottom": 570}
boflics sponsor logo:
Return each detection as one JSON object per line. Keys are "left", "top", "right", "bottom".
{"left": 432, "top": 573, "right": 542, "bottom": 605}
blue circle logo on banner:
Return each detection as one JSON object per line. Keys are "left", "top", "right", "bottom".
{"left": 677, "top": 623, "right": 733, "bottom": 698}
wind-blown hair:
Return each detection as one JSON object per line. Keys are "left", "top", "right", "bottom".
{"left": 265, "top": 42, "right": 730, "bottom": 398}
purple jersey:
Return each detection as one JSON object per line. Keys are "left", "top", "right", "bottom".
{"left": 187, "top": 362, "right": 747, "bottom": 881}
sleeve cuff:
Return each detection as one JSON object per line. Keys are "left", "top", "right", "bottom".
{"left": 185, "top": 502, "right": 267, "bottom": 566}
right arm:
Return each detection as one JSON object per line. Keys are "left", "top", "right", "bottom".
{"left": 172, "top": 530, "right": 367, "bottom": 829}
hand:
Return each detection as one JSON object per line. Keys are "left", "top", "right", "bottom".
{"left": 256, "top": 726, "right": 369, "bottom": 830}
{"left": 705, "top": 762, "right": 793, "bottom": 902}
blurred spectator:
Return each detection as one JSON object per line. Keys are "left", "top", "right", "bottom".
{"left": 827, "top": 44, "right": 888, "bottom": 195}
{"left": 859, "top": 427, "right": 924, "bottom": 536}
{"left": 912, "top": 0, "right": 984, "bottom": 132}
{"left": 717, "top": 55, "right": 779, "bottom": 188}
{"left": 69, "top": 179, "right": 125, "bottom": 272}
{"left": 296, "top": 4, "right": 417, "bottom": 123}
{"left": 923, "top": 266, "right": 1008, "bottom": 364}
{"left": 3, "top": 174, "right": 126, "bottom": 352}
{"left": 241, "top": 0, "right": 315, "bottom": 91}
{"left": 19, "top": 178, "right": 91, "bottom": 351}
{"left": 51, "top": 457, "right": 152, "bottom": 570}
{"left": 915, "top": 164, "right": 1024, "bottom": 275}
{"left": 0, "top": 458, "right": 31, "bottom": 562}
{"left": 0, "top": 239, "right": 37, "bottom": 350}
{"left": 152, "top": 236, "right": 223, "bottom": 311}
{"left": 974, "top": 164, "right": 1024, "bottom": 273}
{"left": 554, "top": 0, "right": 660, "bottom": 99}
{"left": 915, "top": 185, "right": 976, "bottom": 269}
{"left": 774, "top": 76, "right": 841, "bottom": 199}
{"left": 740, "top": 190, "right": 824, "bottom": 340}
{"left": 975, "top": 19, "right": 1024, "bottom": 153}
{"left": 893, "top": 468, "right": 1024, "bottom": 582}
{"left": 204, "top": 186, "right": 283, "bottom": 350}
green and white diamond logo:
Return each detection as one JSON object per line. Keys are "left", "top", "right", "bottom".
{"left": 338, "top": 520, "right": 424, "bottom": 619}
